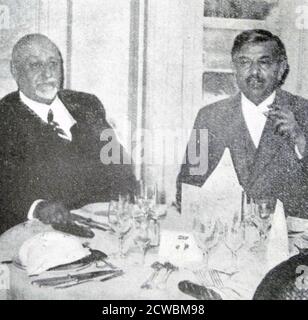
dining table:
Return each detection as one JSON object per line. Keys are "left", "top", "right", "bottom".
{"left": 0, "top": 203, "right": 307, "bottom": 300}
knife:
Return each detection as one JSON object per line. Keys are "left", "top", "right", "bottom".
{"left": 71, "top": 213, "right": 110, "bottom": 231}
{"left": 31, "top": 269, "right": 119, "bottom": 287}
{"left": 55, "top": 270, "right": 124, "bottom": 289}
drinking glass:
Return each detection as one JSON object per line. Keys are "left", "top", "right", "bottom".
{"left": 132, "top": 213, "right": 151, "bottom": 264}
{"left": 223, "top": 222, "right": 245, "bottom": 272}
{"left": 192, "top": 216, "right": 221, "bottom": 269}
{"left": 108, "top": 200, "right": 132, "bottom": 258}
{"left": 252, "top": 198, "right": 276, "bottom": 243}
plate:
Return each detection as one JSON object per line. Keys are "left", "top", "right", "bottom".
{"left": 12, "top": 252, "right": 97, "bottom": 273}
{"left": 287, "top": 216, "right": 308, "bottom": 233}
{"left": 301, "top": 232, "right": 308, "bottom": 242}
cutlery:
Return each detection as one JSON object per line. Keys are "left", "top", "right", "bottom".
{"left": 141, "top": 261, "right": 164, "bottom": 289}
{"left": 156, "top": 262, "right": 178, "bottom": 289}
{"left": 55, "top": 270, "right": 124, "bottom": 289}
{"left": 209, "top": 269, "right": 223, "bottom": 288}
{"left": 31, "top": 269, "right": 119, "bottom": 287}
{"left": 47, "top": 249, "right": 116, "bottom": 271}
{"left": 193, "top": 269, "right": 211, "bottom": 287}
{"left": 52, "top": 221, "right": 95, "bottom": 238}
{"left": 214, "top": 269, "right": 239, "bottom": 277}
{"left": 100, "top": 270, "right": 124, "bottom": 282}
{"left": 89, "top": 249, "right": 117, "bottom": 270}
{"left": 0, "top": 260, "right": 13, "bottom": 264}
{"left": 194, "top": 268, "right": 241, "bottom": 298}
{"left": 288, "top": 230, "right": 305, "bottom": 236}
{"left": 71, "top": 213, "right": 110, "bottom": 231}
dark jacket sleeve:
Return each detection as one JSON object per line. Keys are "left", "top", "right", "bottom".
{"left": 0, "top": 100, "right": 36, "bottom": 233}
{"left": 176, "top": 106, "right": 226, "bottom": 209}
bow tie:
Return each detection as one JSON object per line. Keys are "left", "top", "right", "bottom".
{"left": 47, "top": 109, "right": 68, "bottom": 138}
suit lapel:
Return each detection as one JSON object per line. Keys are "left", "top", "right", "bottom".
{"left": 227, "top": 94, "right": 257, "bottom": 188}
{"left": 247, "top": 90, "right": 287, "bottom": 191}
{"left": 57, "top": 91, "right": 83, "bottom": 142}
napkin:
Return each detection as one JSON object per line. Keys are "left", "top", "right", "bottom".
{"left": 182, "top": 148, "right": 243, "bottom": 226}
{"left": 265, "top": 200, "right": 289, "bottom": 272}
{"left": 18, "top": 232, "right": 90, "bottom": 275}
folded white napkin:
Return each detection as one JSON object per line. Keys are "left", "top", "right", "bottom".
{"left": 18, "top": 232, "right": 90, "bottom": 275}
{"left": 181, "top": 148, "right": 243, "bottom": 228}
{"left": 265, "top": 200, "right": 289, "bottom": 272}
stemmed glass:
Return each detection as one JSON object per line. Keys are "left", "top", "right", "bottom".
{"left": 223, "top": 221, "right": 245, "bottom": 272}
{"left": 108, "top": 200, "right": 132, "bottom": 258}
{"left": 248, "top": 198, "right": 276, "bottom": 247}
{"left": 192, "top": 216, "right": 221, "bottom": 269}
{"left": 132, "top": 213, "right": 151, "bottom": 264}
{"left": 254, "top": 199, "right": 275, "bottom": 241}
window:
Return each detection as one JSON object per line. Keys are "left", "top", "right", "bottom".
{"left": 204, "top": 0, "right": 279, "bottom": 20}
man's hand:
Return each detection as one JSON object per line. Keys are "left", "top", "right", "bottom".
{"left": 34, "top": 201, "right": 71, "bottom": 225}
{"left": 267, "top": 107, "right": 306, "bottom": 156}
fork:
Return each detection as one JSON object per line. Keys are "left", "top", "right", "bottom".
{"left": 194, "top": 268, "right": 241, "bottom": 297}
{"left": 193, "top": 269, "right": 211, "bottom": 287}
{"left": 156, "top": 262, "right": 178, "bottom": 290}
{"left": 141, "top": 261, "right": 164, "bottom": 289}
{"left": 209, "top": 269, "right": 223, "bottom": 288}
{"left": 193, "top": 268, "right": 223, "bottom": 287}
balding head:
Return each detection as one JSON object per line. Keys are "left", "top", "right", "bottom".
{"left": 11, "top": 34, "right": 63, "bottom": 104}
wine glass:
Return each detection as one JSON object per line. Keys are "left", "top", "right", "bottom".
{"left": 223, "top": 221, "right": 245, "bottom": 272}
{"left": 251, "top": 198, "right": 276, "bottom": 244}
{"left": 132, "top": 213, "right": 151, "bottom": 264}
{"left": 192, "top": 216, "right": 221, "bottom": 269}
{"left": 108, "top": 200, "right": 132, "bottom": 258}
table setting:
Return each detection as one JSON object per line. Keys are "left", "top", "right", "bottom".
{"left": 1, "top": 188, "right": 308, "bottom": 300}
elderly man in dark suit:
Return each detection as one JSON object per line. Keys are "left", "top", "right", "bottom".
{"left": 177, "top": 29, "right": 308, "bottom": 218}
{"left": 0, "top": 34, "right": 137, "bottom": 234}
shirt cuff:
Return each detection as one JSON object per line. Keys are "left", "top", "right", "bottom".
{"left": 295, "top": 145, "right": 304, "bottom": 160}
{"left": 27, "top": 199, "right": 45, "bottom": 220}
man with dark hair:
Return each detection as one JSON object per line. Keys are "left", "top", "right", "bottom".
{"left": 177, "top": 29, "right": 308, "bottom": 218}
{"left": 0, "top": 33, "right": 137, "bottom": 234}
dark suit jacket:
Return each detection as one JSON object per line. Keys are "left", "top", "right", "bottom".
{"left": 0, "top": 90, "right": 137, "bottom": 234}
{"left": 177, "top": 89, "right": 308, "bottom": 218}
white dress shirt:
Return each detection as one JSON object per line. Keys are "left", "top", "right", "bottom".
{"left": 241, "top": 91, "right": 303, "bottom": 158}
{"left": 20, "top": 91, "right": 76, "bottom": 141}
{"left": 19, "top": 91, "right": 77, "bottom": 219}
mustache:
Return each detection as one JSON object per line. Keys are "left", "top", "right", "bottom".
{"left": 37, "top": 80, "right": 58, "bottom": 87}
{"left": 246, "top": 75, "right": 265, "bottom": 84}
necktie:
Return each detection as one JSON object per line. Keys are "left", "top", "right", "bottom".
{"left": 47, "top": 109, "right": 68, "bottom": 138}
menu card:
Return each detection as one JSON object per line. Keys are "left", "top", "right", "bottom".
{"left": 158, "top": 230, "right": 203, "bottom": 266}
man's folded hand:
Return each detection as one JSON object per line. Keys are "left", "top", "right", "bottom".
{"left": 34, "top": 201, "right": 71, "bottom": 225}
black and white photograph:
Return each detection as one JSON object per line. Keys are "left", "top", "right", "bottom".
{"left": 0, "top": 0, "right": 308, "bottom": 303}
